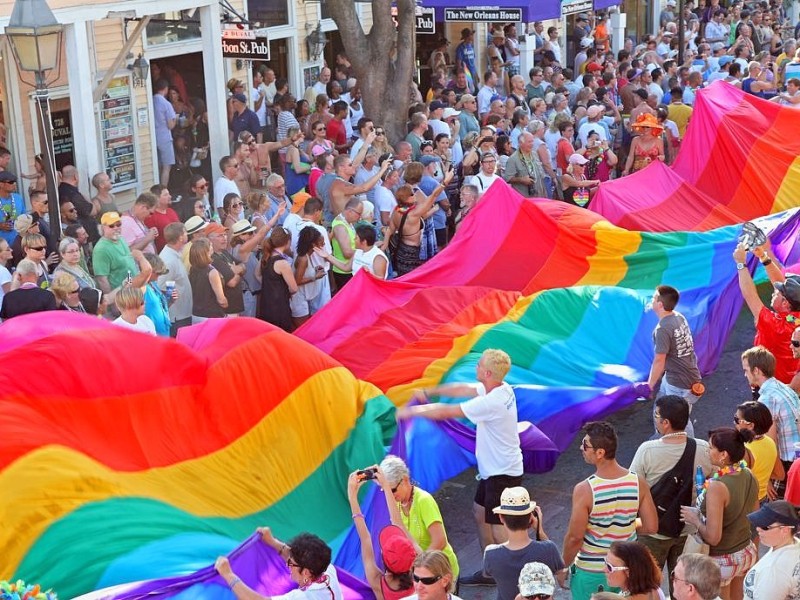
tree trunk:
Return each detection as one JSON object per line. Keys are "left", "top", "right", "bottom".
{"left": 325, "top": 0, "right": 415, "bottom": 146}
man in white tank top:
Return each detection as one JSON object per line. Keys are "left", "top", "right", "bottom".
{"left": 352, "top": 224, "right": 388, "bottom": 279}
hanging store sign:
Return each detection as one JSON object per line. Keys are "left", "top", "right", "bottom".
{"left": 561, "top": 0, "right": 593, "bottom": 15}
{"left": 390, "top": 6, "right": 436, "bottom": 34}
{"left": 444, "top": 7, "right": 522, "bottom": 21}
{"left": 222, "top": 28, "right": 270, "bottom": 61}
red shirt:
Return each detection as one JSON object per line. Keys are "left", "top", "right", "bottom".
{"left": 308, "top": 167, "right": 323, "bottom": 197}
{"left": 785, "top": 459, "right": 800, "bottom": 504}
{"left": 144, "top": 208, "right": 179, "bottom": 252}
{"left": 326, "top": 118, "right": 347, "bottom": 148}
{"left": 556, "top": 138, "right": 574, "bottom": 173}
{"left": 755, "top": 306, "right": 800, "bottom": 384}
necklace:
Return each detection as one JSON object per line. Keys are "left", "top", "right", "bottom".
{"left": 696, "top": 460, "right": 748, "bottom": 507}
{"left": 401, "top": 485, "right": 415, "bottom": 508}
{"left": 661, "top": 432, "right": 688, "bottom": 439}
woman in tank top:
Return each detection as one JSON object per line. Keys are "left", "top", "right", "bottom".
{"left": 316, "top": 224, "right": 388, "bottom": 280}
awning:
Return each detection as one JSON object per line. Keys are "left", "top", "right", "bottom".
{"left": 420, "top": 0, "right": 622, "bottom": 22}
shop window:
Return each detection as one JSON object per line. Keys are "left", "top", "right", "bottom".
{"left": 247, "top": 0, "right": 289, "bottom": 28}
{"left": 146, "top": 11, "right": 202, "bottom": 46}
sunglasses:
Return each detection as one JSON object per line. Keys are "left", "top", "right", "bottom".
{"left": 68, "top": 288, "right": 80, "bottom": 294}
{"left": 604, "top": 560, "right": 629, "bottom": 573}
{"left": 197, "top": 183, "right": 209, "bottom": 189}
{"left": 231, "top": 202, "right": 243, "bottom": 208}
{"left": 523, "top": 596, "right": 551, "bottom": 600}
{"left": 107, "top": 223, "right": 122, "bottom": 228}
{"left": 391, "top": 482, "right": 401, "bottom": 493}
{"left": 287, "top": 558, "right": 301, "bottom": 569}
{"left": 733, "top": 415, "right": 749, "bottom": 424}
{"left": 375, "top": 130, "right": 385, "bottom": 135}
{"left": 791, "top": 340, "right": 800, "bottom": 348}
{"left": 756, "top": 524, "right": 788, "bottom": 530}
{"left": 28, "top": 246, "right": 45, "bottom": 251}
{"left": 412, "top": 574, "right": 442, "bottom": 585}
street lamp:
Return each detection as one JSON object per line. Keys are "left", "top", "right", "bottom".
{"left": 305, "top": 22, "right": 327, "bottom": 62}
{"left": 5, "top": 0, "right": 64, "bottom": 241}
{"left": 129, "top": 53, "right": 150, "bottom": 87}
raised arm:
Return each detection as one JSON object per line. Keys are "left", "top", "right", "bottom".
{"left": 347, "top": 472, "right": 385, "bottom": 599}
{"left": 733, "top": 243, "right": 764, "bottom": 321}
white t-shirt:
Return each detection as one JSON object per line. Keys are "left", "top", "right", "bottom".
{"left": 374, "top": 185, "right": 397, "bottom": 224}
{"left": 743, "top": 540, "right": 800, "bottom": 599}
{"left": 112, "top": 315, "right": 157, "bottom": 335}
{"left": 353, "top": 246, "right": 388, "bottom": 279}
{"left": 460, "top": 382, "right": 523, "bottom": 479}
{"left": 252, "top": 86, "right": 267, "bottom": 127}
{"left": 213, "top": 176, "right": 240, "bottom": 210}
{"left": 274, "top": 564, "right": 344, "bottom": 600}
{"left": 284, "top": 214, "right": 332, "bottom": 272}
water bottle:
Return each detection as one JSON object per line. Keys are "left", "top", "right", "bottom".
{"left": 695, "top": 465, "right": 705, "bottom": 497}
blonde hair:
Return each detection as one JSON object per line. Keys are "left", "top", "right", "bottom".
{"left": 115, "top": 285, "right": 145, "bottom": 311}
{"left": 22, "top": 233, "right": 47, "bottom": 251}
{"left": 51, "top": 272, "right": 78, "bottom": 302}
{"left": 413, "top": 551, "right": 454, "bottom": 592}
{"left": 481, "top": 349, "right": 512, "bottom": 380}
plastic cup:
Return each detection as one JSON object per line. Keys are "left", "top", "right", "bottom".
{"left": 165, "top": 281, "right": 176, "bottom": 296}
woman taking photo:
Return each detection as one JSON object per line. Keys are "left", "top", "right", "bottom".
{"left": 142, "top": 252, "right": 172, "bottom": 337}
{"left": 579, "top": 131, "right": 618, "bottom": 183}
{"left": 347, "top": 470, "right": 416, "bottom": 600}
{"left": 188, "top": 237, "right": 227, "bottom": 323}
{"left": 230, "top": 219, "right": 269, "bottom": 318}
{"left": 291, "top": 227, "right": 327, "bottom": 328}
{"left": 215, "top": 528, "right": 344, "bottom": 600}
{"left": 680, "top": 427, "right": 759, "bottom": 600}
{"left": 54, "top": 236, "right": 96, "bottom": 289}
{"left": 603, "top": 541, "right": 663, "bottom": 599}
{"left": 257, "top": 226, "right": 298, "bottom": 332}
{"left": 377, "top": 455, "right": 459, "bottom": 580}
{"left": 744, "top": 500, "right": 800, "bottom": 598}
{"left": 561, "top": 154, "right": 601, "bottom": 208}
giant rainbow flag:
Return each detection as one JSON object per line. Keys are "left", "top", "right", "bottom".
{"left": 3, "top": 83, "right": 800, "bottom": 598}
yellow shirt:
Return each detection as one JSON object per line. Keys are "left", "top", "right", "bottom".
{"left": 668, "top": 103, "right": 693, "bottom": 138}
{"left": 747, "top": 435, "right": 778, "bottom": 500}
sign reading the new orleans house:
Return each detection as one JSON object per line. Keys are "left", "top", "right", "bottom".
{"left": 222, "top": 27, "right": 270, "bottom": 61}
{"left": 444, "top": 7, "right": 522, "bottom": 21}
{"left": 561, "top": 0, "right": 593, "bottom": 15}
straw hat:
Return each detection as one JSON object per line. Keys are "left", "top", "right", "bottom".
{"left": 630, "top": 112, "right": 664, "bottom": 135}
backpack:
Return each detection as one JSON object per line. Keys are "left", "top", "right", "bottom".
{"left": 648, "top": 438, "right": 697, "bottom": 537}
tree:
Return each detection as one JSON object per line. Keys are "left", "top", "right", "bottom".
{"left": 325, "top": 0, "right": 416, "bottom": 146}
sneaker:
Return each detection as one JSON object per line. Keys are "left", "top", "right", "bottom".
{"left": 458, "top": 570, "right": 495, "bottom": 586}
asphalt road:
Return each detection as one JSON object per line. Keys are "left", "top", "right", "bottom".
{"left": 435, "top": 305, "right": 757, "bottom": 600}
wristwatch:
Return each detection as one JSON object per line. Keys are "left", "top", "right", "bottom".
{"left": 736, "top": 262, "right": 746, "bottom": 270}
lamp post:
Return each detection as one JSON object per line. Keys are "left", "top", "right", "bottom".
{"left": 305, "top": 23, "right": 327, "bottom": 62}
{"left": 5, "top": 0, "right": 64, "bottom": 241}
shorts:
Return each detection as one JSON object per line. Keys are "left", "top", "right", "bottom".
{"left": 290, "top": 289, "right": 311, "bottom": 318}
{"left": 157, "top": 140, "right": 176, "bottom": 166}
{"left": 711, "top": 541, "right": 758, "bottom": 587}
{"left": 569, "top": 565, "right": 618, "bottom": 600}
{"left": 474, "top": 474, "right": 523, "bottom": 525}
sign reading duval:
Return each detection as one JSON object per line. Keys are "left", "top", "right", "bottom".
{"left": 444, "top": 7, "right": 522, "bottom": 21}
{"left": 222, "top": 28, "right": 270, "bottom": 60}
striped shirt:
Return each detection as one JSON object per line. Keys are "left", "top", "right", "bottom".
{"left": 575, "top": 471, "right": 640, "bottom": 573}
{"left": 758, "top": 377, "right": 800, "bottom": 461}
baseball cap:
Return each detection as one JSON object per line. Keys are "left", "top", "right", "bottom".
{"left": 429, "top": 100, "right": 446, "bottom": 111}
{"left": 232, "top": 92, "right": 248, "bottom": 104}
{"left": 204, "top": 222, "right": 228, "bottom": 235}
{"left": 775, "top": 275, "right": 800, "bottom": 309}
{"left": 711, "top": 42, "right": 725, "bottom": 52}
{"left": 100, "top": 211, "right": 122, "bottom": 226}
{"left": 443, "top": 107, "right": 461, "bottom": 119}
{"left": 518, "top": 562, "right": 556, "bottom": 597}
{"left": 748, "top": 500, "right": 800, "bottom": 529}
{"left": 419, "top": 155, "right": 441, "bottom": 166}
{"left": 587, "top": 105, "right": 604, "bottom": 118}
{"left": 719, "top": 55, "right": 734, "bottom": 66}
{"left": 569, "top": 153, "right": 589, "bottom": 165}
{"left": 0, "top": 171, "right": 17, "bottom": 183}
{"left": 378, "top": 525, "right": 415, "bottom": 574}
{"left": 311, "top": 144, "right": 332, "bottom": 158}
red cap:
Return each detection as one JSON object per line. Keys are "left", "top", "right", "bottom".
{"left": 378, "top": 525, "right": 415, "bottom": 574}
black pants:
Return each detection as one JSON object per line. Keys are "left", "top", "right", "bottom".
{"left": 775, "top": 459, "right": 794, "bottom": 499}
{"left": 332, "top": 271, "right": 352, "bottom": 294}
{"left": 170, "top": 317, "right": 193, "bottom": 338}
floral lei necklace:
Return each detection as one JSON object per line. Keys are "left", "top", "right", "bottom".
{"left": 696, "top": 460, "right": 747, "bottom": 507}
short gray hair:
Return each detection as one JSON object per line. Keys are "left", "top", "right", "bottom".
{"left": 58, "top": 236, "right": 79, "bottom": 255}
{"left": 678, "top": 554, "right": 721, "bottom": 600}
{"left": 461, "top": 184, "right": 479, "bottom": 198}
{"left": 380, "top": 454, "right": 410, "bottom": 486}
{"left": 266, "top": 173, "right": 284, "bottom": 188}
{"left": 16, "top": 258, "right": 38, "bottom": 277}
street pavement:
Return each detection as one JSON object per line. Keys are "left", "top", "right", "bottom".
{"left": 435, "top": 306, "right": 757, "bottom": 600}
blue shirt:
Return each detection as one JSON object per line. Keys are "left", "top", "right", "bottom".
{"left": 153, "top": 93, "right": 176, "bottom": 145}
{"left": 0, "top": 193, "right": 25, "bottom": 245}
{"left": 143, "top": 282, "right": 171, "bottom": 337}
{"left": 265, "top": 193, "right": 291, "bottom": 226}
{"left": 230, "top": 108, "right": 261, "bottom": 140}
{"left": 419, "top": 175, "right": 448, "bottom": 230}
{"left": 456, "top": 42, "right": 476, "bottom": 79}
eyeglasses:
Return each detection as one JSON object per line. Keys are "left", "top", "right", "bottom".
{"left": 68, "top": 288, "right": 80, "bottom": 294}
{"left": 349, "top": 208, "right": 363, "bottom": 216}
{"left": 107, "top": 223, "right": 122, "bottom": 228}
{"left": 412, "top": 574, "right": 442, "bottom": 585}
{"left": 287, "top": 558, "right": 301, "bottom": 569}
{"left": 670, "top": 571, "right": 689, "bottom": 584}
{"left": 654, "top": 412, "right": 663, "bottom": 420}
{"left": 28, "top": 246, "right": 45, "bottom": 251}
{"left": 733, "top": 415, "right": 750, "bottom": 425}
{"left": 604, "top": 560, "right": 629, "bottom": 573}
{"left": 581, "top": 439, "right": 594, "bottom": 451}
{"left": 791, "top": 340, "right": 800, "bottom": 348}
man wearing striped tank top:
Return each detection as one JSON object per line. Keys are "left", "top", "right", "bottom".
{"left": 562, "top": 421, "right": 658, "bottom": 600}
